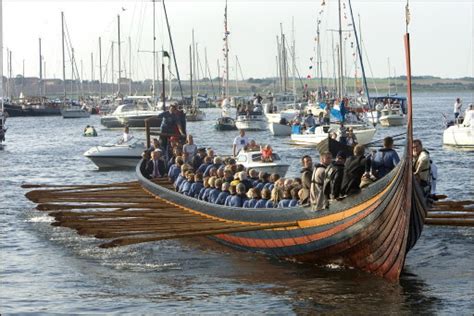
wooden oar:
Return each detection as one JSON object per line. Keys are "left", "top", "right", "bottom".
{"left": 425, "top": 218, "right": 474, "bottom": 227}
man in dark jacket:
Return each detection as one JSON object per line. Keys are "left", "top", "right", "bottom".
{"left": 341, "top": 145, "right": 367, "bottom": 196}
{"left": 147, "top": 149, "right": 166, "bottom": 178}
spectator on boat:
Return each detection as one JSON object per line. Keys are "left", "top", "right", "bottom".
{"left": 413, "top": 139, "right": 431, "bottom": 196}
{"left": 197, "top": 156, "right": 213, "bottom": 175}
{"left": 168, "top": 156, "right": 184, "bottom": 183}
{"left": 243, "top": 188, "right": 260, "bottom": 208}
{"left": 175, "top": 104, "right": 187, "bottom": 137}
{"left": 191, "top": 147, "right": 207, "bottom": 171}
{"left": 223, "top": 169, "right": 235, "bottom": 183}
{"left": 201, "top": 176, "right": 217, "bottom": 202}
{"left": 224, "top": 185, "right": 237, "bottom": 206}
{"left": 323, "top": 151, "right": 346, "bottom": 201}
{"left": 246, "top": 139, "right": 260, "bottom": 152}
{"left": 453, "top": 98, "right": 462, "bottom": 121}
{"left": 233, "top": 129, "right": 250, "bottom": 156}
{"left": 239, "top": 171, "right": 253, "bottom": 191}
{"left": 341, "top": 145, "right": 367, "bottom": 196}
{"left": 371, "top": 137, "right": 400, "bottom": 179}
{"left": 147, "top": 149, "right": 166, "bottom": 179}
{"left": 229, "top": 183, "right": 248, "bottom": 207}
{"left": 204, "top": 156, "right": 223, "bottom": 177}
{"left": 310, "top": 151, "right": 332, "bottom": 210}
{"left": 255, "top": 188, "right": 271, "bottom": 208}
{"left": 216, "top": 182, "right": 231, "bottom": 205}
{"left": 323, "top": 105, "right": 331, "bottom": 125}
{"left": 183, "top": 134, "right": 198, "bottom": 163}
{"left": 119, "top": 126, "right": 133, "bottom": 144}
{"left": 268, "top": 187, "right": 282, "bottom": 208}
{"left": 289, "top": 188, "right": 300, "bottom": 207}
{"left": 304, "top": 110, "right": 316, "bottom": 130}
{"left": 300, "top": 155, "right": 313, "bottom": 204}
{"left": 255, "top": 172, "right": 270, "bottom": 191}
{"left": 156, "top": 104, "right": 184, "bottom": 152}
{"left": 346, "top": 128, "right": 358, "bottom": 146}
{"left": 179, "top": 172, "right": 195, "bottom": 195}
{"left": 188, "top": 173, "right": 204, "bottom": 198}
{"left": 174, "top": 163, "right": 192, "bottom": 191}
{"left": 207, "top": 148, "right": 215, "bottom": 159}
{"left": 149, "top": 138, "right": 161, "bottom": 152}
{"left": 248, "top": 169, "right": 259, "bottom": 186}
{"left": 209, "top": 178, "right": 223, "bottom": 204}
{"left": 140, "top": 150, "right": 152, "bottom": 179}
{"left": 261, "top": 144, "right": 273, "bottom": 162}
{"left": 338, "top": 123, "right": 348, "bottom": 145}
{"left": 277, "top": 188, "right": 293, "bottom": 208}
{"left": 264, "top": 173, "right": 280, "bottom": 192}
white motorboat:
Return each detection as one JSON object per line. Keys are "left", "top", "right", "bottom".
{"left": 443, "top": 109, "right": 474, "bottom": 148}
{"left": 268, "top": 121, "right": 292, "bottom": 136}
{"left": 101, "top": 96, "right": 161, "bottom": 128}
{"left": 235, "top": 112, "right": 267, "bottom": 131}
{"left": 291, "top": 124, "right": 377, "bottom": 145}
{"left": 379, "top": 107, "right": 405, "bottom": 126}
{"left": 235, "top": 150, "right": 290, "bottom": 177}
{"left": 61, "top": 107, "right": 90, "bottom": 119}
{"left": 84, "top": 138, "right": 146, "bottom": 168}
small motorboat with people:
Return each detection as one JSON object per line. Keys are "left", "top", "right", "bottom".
{"left": 61, "top": 106, "right": 91, "bottom": 119}
{"left": 268, "top": 119, "right": 292, "bottom": 136}
{"left": 366, "top": 96, "right": 407, "bottom": 126}
{"left": 185, "top": 107, "right": 206, "bottom": 122}
{"left": 235, "top": 148, "right": 290, "bottom": 177}
{"left": 443, "top": 104, "right": 474, "bottom": 149}
{"left": 83, "top": 137, "right": 146, "bottom": 168}
{"left": 235, "top": 112, "right": 267, "bottom": 131}
{"left": 214, "top": 116, "right": 237, "bottom": 131}
{"left": 83, "top": 125, "right": 98, "bottom": 137}
{"left": 291, "top": 123, "right": 376, "bottom": 146}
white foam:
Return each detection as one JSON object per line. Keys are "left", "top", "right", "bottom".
{"left": 26, "top": 216, "right": 54, "bottom": 223}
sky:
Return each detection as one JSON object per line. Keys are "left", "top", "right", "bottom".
{"left": 1, "top": 0, "right": 473, "bottom": 82}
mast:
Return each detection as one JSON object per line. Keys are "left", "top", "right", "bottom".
{"left": 223, "top": 0, "right": 229, "bottom": 98}
{"left": 90, "top": 52, "right": 93, "bottom": 95}
{"left": 39, "top": 38, "right": 43, "bottom": 98}
{"left": 337, "top": 0, "right": 344, "bottom": 98}
{"left": 235, "top": 55, "right": 238, "bottom": 94}
{"left": 99, "top": 37, "right": 102, "bottom": 99}
{"left": 276, "top": 36, "right": 281, "bottom": 92}
{"left": 205, "top": 47, "right": 216, "bottom": 98}
{"left": 316, "top": 21, "right": 324, "bottom": 95}
{"left": 128, "top": 36, "right": 132, "bottom": 95}
{"left": 387, "top": 57, "right": 391, "bottom": 96}
{"left": 162, "top": 0, "right": 184, "bottom": 100}
{"left": 117, "top": 14, "right": 121, "bottom": 96}
{"left": 347, "top": 0, "right": 370, "bottom": 106}
{"left": 111, "top": 42, "right": 114, "bottom": 96}
{"left": 291, "top": 17, "right": 296, "bottom": 101}
{"left": 189, "top": 45, "right": 193, "bottom": 106}
{"left": 0, "top": 0, "right": 3, "bottom": 119}
{"left": 152, "top": 0, "right": 156, "bottom": 104}
{"left": 61, "top": 11, "right": 66, "bottom": 106}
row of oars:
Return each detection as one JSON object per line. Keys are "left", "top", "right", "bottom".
{"left": 22, "top": 180, "right": 298, "bottom": 248}
{"left": 425, "top": 198, "right": 474, "bottom": 227}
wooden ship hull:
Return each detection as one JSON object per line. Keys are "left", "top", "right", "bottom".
{"left": 136, "top": 147, "right": 426, "bottom": 281}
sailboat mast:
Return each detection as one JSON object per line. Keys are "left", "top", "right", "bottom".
{"left": 235, "top": 55, "right": 238, "bottom": 94}
{"left": 291, "top": 17, "right": 296, "bottom": 100}
{"left": 387, "top": 57, "right": 391, "bottom": 96}
{"left": 99, "top": 37, "right": 102, "bottom": 99}
{"left": 117, "top": 15, "right": 121, "bottom": 96}
{"left": 189, "top": 45, "right": 193, "bottom": 105}
{"left": 337, "top": 0, "right": 344, "bottom": 98}
{"left": 0, "top": 0, "right": 3, "bottom": 115}
{"left": 61, "top": 11, "right": 66, "bottom": 106}
{"left": 162, "top": 0, "right": 184, "bottom": 100}
{"left": 39, "top": 38, "right": 43, "bottom": 98}
{"left": 128, "top": 36, "right": 132, "bottom": 95}
{"left": 152, "top": 0, "right": 156, "bottom": 104}
{"left": 224, "top": 0, "right": 229, "bottom": 98}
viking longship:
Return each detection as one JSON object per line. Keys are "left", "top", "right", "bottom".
{"left": 23, "top": 26, "right": 436, "bottom": 282}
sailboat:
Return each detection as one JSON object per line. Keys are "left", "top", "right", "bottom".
{"left": 59, "top": 12, "right": 90, "bottom": 119}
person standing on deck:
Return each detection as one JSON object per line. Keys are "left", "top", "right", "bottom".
{"left": 453, "top": 98, "right": 462, "bottom": 121}
{"left": 300, "top": 155, "right": 313, "bottom": 204}
{"left": 156, "top": 104, "right": 185, "bottom": 158}
{"left": 310, "top": 151, "right": 332, "bottom": 210}
{"left": 371, "top": 136, "right": 400, "bottom": 179}
{"left": 413, "top": 139, "right": 431, "bottom": 196}
{"left": 232, "top": 129, "right": 249, "bottom": 156}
